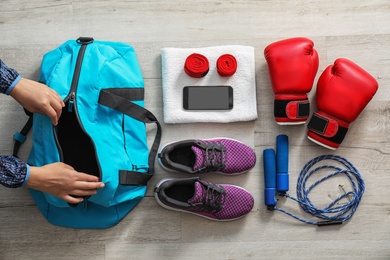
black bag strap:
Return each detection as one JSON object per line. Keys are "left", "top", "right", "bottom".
{"left": 98, "top": 88, "right": 162, "bottom": 186}
{"left": 13, "top": 110, "right": 33, "bottom": 158}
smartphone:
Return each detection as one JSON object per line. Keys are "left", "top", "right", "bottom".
{"left": 183, "top": 86, "right": 233, "bottom": 110}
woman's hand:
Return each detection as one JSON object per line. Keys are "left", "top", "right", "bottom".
{"left": 10, "top": 78, "right": 65, "bottom": 125}
{"left": 27, "top": 162, "right": 105, "bottom": 204}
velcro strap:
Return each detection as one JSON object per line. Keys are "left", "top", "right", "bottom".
{"left": 307, "top": 113, "right": 349, "bottom": 145}
{"left": 13, "top": 115, "right": 33, "bottom": 158}
{"left": 13, "top": 132, "right": 27, "bottom": 143}
{"left": 119, "top": 170, "right": 153, "bottom": 186}
{"left": 274, "top": 99, "right": 310, "bottom": 119}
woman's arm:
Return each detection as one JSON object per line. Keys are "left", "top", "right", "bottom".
{"left": 0, "top": 59, "right": 64, "bottom": 125}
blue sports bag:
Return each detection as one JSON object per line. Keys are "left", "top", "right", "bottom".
{"left": 14, "top": 37, "right": 161, "bottom": 228}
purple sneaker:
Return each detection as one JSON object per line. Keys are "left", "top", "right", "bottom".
{"left": 154, "top": 177, "right": 254, "bottom": 221}
{"left": 158, "top": 138, "right": 256, "bottom": 175}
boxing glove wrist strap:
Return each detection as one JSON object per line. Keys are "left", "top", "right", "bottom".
{"left": 274, "top": 99, "right": 310, "bottom": 121}
{"left": 307, "top": 113, "right": 349, "bottom": 145}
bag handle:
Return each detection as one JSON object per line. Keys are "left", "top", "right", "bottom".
{"left": 98, "top": 88, "right": 162, "bottom": 186}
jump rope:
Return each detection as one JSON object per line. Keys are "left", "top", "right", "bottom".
{"left": 263, "top": 135, "right": 365, "bottom": 226}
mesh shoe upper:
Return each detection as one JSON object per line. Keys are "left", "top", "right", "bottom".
{"left": 154, "top": 177, "right": 254, "bottom": 221}
{"left": 188, "top": 180, "right": 254, "bottom": 220}
{"left": 159, "top": 138, "right": 256, "bottom": 175}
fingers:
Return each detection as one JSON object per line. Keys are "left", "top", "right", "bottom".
{"left": 50, "top": 88, "right": 65, "bottom": 107}
{"left": 68, "top": 187, "right": 100, "bottom": 197}
{"left": 33, "top": 162, "right": 106, "bottom": 204}
{"left": 63, "top": 195, "right": 84, "bottom": 204}
{"left": 67, "top": 169, "right": 105, "bottom": 192}
{"left": 50, "top": 93, "right": 65, "bottom": 125}
{"left": 45, "top": 106, "right": 60, "bottom": 126}
{"left": 13, "top": 78, "right": 65, "bottom": 125}
{"left": 74, "top": 172, "right": 101, "bottom": 182}
{"left": 59, "top": 164, "right": 103, "bottom": 186}
{"left": 76, "top": 181, "right": 105, "bottom": 190}
{"left": 62, "top": 182, "right": 104, "bottom": 203}
{"left": 43, "top": 90, "right": 65, "bottom": 125}
{"left": 61, "top": 181, "right": 104, "bottom": 203}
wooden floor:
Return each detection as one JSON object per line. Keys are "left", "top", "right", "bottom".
{"left": 1, "top": 1, "right": 389, "bottom": 259}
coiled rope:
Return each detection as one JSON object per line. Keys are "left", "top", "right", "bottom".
{"left": 275, "top": 155, "right": 365, "bottom": 226}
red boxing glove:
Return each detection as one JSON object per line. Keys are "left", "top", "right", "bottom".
{"left": 264, "top": 37, "right": 319, "bottom": 125}
{"left": 307, "top": 58, "right": 378, "bottom": 149}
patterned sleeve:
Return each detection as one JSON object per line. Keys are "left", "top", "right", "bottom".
{"left": 0, "top": 59, "right": 22, "bottom": 95}
{"left": 0, "top": 156, "right": 29, "bottom": 188}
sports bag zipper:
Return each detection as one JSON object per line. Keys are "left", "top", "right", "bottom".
{"left": 53, "top": 127, "right": 64, "bottom": 162}
{"left": 66, "top": 37, "right": 93, "bottom": 109}
{"left": 53, "top": 37, "right": 102, "bottom": 182}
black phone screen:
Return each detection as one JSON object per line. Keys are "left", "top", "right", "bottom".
{"left": 183, "top": 86, "right": 233, "bottom": 110}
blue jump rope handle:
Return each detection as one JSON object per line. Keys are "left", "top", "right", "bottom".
{"left": 263, "top": 148, "right": 277, "bottom": 210}
{"left": 276, "top": 134, "right": 289, "bottom": 194}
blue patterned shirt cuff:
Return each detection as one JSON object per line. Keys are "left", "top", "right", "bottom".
{"left": 21, "top": 164, "right": 30, "bottom": 187}
{"left": 0, "top": 156, "right": 28, "bottom": 188}
{"left": 5, "top": 75, "right": 22, "bottom": 95}
{"left": 0, "top": 59, "right": 20, "bottom": 95}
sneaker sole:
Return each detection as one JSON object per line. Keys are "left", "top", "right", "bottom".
{"left": 157, "top": 137, "right": 256, "bottom": 175}
{"left": 154, "top": 178, "right": 253, "bottom": 222}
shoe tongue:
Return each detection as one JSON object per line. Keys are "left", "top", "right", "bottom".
{"left": 188, "top": 181, "right": 205, "bottom": 204}
{"left": 191, "top": 146, "right": 205, "bottom": 171}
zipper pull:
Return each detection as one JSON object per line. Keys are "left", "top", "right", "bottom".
{"left": 68, "top": 92, "right": 75, "bottom": 112}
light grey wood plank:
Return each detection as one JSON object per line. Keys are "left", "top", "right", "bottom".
{"left": 0, "top": 198, "right": 181, "bottom": 243}
{"left": 1, "top": 243, "right": 105, "bottom": 260}
{"left": 1, "top": 1, "right": 390, "bottom": 45}
{"left": 105, "top": 240, "right": 390, "bottom": 260}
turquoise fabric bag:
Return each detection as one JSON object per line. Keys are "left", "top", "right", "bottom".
{"left": 15, "top": 37, "right": 161, "bottom": 228}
